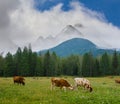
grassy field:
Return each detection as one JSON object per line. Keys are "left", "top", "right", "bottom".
{"left": 0, "top": 76, "right": 120, "bottom": 104}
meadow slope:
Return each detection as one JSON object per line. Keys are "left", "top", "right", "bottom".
{"left": 0, "top": 76, "right": 120, "bottom": 104}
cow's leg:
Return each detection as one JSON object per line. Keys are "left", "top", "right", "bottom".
{"left": 51, "top": 83, "right": 55, "bottom": 90}
{"left": 62, "top": 86, "right": 66, "bottom": 92}
{"left": 51, "top": 83, "right": 53, "bottom": 90}
{"left": 14, "top": 81, "right": 15, "bottom": 84}
{"left": 74, "top": 82, "right": 78, "bottom": 90}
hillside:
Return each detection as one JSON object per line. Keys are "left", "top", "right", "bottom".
{"left": 39, "top": 38, "right": 115, "bottom": 57}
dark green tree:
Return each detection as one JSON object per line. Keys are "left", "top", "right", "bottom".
{"left": 60, "top": 58, "right": 66, "bottom": 75}
{"left": 0, "top": 55, "right": 5, "bottom": 76}
{"left": 4, "top": 52, "right": 15, "bottom": 76}
{"left": 27, "top": 45, "right": 37, "bottom": 76}
{"left": 14, "top": 47, "right": 22, "bottom": 75}
{"left": 81, "top": 52, "right": 94, "bottom": 77}
{"left": 117, "top": 53, "right": 120, "bottom": 75}
{"left": 35, "top": 55, "right": 44, "bottom": 76}
{"left": 112, "top": 50, "right": 118, "bottom": 75}
{"left": 43, "top": 51, "right": 51, "bottom": 76}
{"left": 100, "top": 52, "right": 110, "bottom": 76}
{"left": 30, "top": 52, "right": 37, "bottom": 76}
{"left": 20, "top": 47, "right": 29, "bottom": 76}
{"left": 50, "top": 52, "right": 59, "bottom": 76}
{"left": 77, "top": 56, "right": 82, "bottom": 76}
{"left": 93, "top": 58, "right": 100, "bottom": 76}
{"left": 56, "top": 57, "right": 62, "bottom": 76}
{"left": 61, "top": 55, "right": 81, "bottom": 76}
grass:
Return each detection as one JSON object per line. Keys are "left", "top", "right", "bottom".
{"left": 0, "top": 76, "right": 120, "bottom": 104}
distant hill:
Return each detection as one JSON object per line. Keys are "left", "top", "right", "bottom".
{"left": 39, "top": 38, "right": 115, "bottom": 57}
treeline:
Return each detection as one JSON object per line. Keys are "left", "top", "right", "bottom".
{"left": 0, "top": 46, "right": 120, "bottom": 77}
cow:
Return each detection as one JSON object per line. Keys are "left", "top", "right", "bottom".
{"left": 74, "top": 78, "right": 93, "bottom": 92}
{"left": 51, "top": 77, "right": 73, "bottom": 91}
{"left": 13, "top": 76, "right": 25, "bottom": 85}
{"left": 115, "top": 79, "right": 120, "bottom": 84}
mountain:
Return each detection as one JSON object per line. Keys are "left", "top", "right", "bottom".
{"left": 32, "top": 25, "right": 84, "bottom": 51}
{"left": 32, "top": 24, "right": 114, "bottom": 53}
{"left": 39, "top": 38, "right": 115, "bottom": 57}
{"left": 55, "top": 25, "right": 83, "bottom": 42}
{"left": 59, "top": 25, "right": 82, "bottom": 36}
{"left": 0, "top": 37, "right": 18, "bottom": 55}
{"left": 32, "top": 35, "right": 56, "bottom": 51}
{"left": 74, "top": 23, "right": 112, "bottom": 49}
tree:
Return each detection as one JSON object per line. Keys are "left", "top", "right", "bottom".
{"left": 50, "top": 52, "right": 59, "bottom": 76}
{"left": 81, "top": 52, "right": 94, "bottom": 77}
{"left": 14, "top": 47, "right": 22, "bottom": 75}
{"left": 35, "top": 55, "right": 44, "bottom": 76}
{"left": 77, "top": 56, "right": 82, "bottom": 76}
{"left": 4, "top": 52, "right": 15, "bottom": 76}
{"left": 93, "top": 58, "right": 100, "bottom": 76}
{"left": 20, "top": 47, "right": 29, "bottom": 76}
{"left": 27, "top": 45, "right": 37, "bottom": 76}
{"left": 100, "top": 52, "right": 110, "bottom": 76}
{"left": 68, "top": 55, "right": 80, "bottom": 76}
{"left": 0, "top": 55, "right": 5, "bottom": 76}
{"left": 56, "top": 57, "right": 62, "bottom": 76}
{"left": 43, "top": 51, "right": 51, "bottom": 76}
{"left": 30, "top": 52, "right": 37, "bottom": 76}
{"left": 112, "top": 50, "right": 118, "bottom": 75}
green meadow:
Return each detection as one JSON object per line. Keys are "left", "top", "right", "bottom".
{"left": 0, "top": 76, "right": 120, "bottom": 104}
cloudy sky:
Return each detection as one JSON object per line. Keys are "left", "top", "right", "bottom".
{"left": 0, "top": 0, "right": 120, "bottom": 55}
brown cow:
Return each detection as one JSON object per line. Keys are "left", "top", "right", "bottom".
{"left": 51, "top": 77, "right": 73, "bottom": 91}
{"left": 13, "top": 76, "right": 25, "bottom": 85}
{"left": 115, "top": 79, "right": 120, "bottom": 84}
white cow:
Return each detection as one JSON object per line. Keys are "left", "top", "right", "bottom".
{"left": 74, "top": 78, "right": 93, "bottom": 92}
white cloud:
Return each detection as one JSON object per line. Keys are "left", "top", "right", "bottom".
{"left": 0, "top": 0, "right": 120, "bottom": 54}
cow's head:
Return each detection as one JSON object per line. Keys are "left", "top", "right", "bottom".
{"left": 68, "top": 85, "right": 74, "bottom": 90}
{"left": 89, "top": 87, "right": 93, "bottom": 92}
{"left": 22, "top": 81, "right": 25, "bottom": 85}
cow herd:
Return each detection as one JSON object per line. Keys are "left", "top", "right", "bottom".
{"left": 13, "top": 76, "right": 120, "bottom": 92}
{"left": 13, "top": 76, "right": 93, "bottom": 92}
{"left": 51, "top": 77, "right": 93, "bottom": 92}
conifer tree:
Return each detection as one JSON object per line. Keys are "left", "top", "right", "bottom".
{"left": 82, "top": 52, "right": 94, "bottom": 77}
{"left": 20, "top": 47, "right": 29, "bottom": 76}
{"left": 14, "top": 47, "right": 22, "bottom": 75}
{"left": 100, "top": 52, "right": 110, "bottom": 75}
{"left": 43, "top": 51, "right": 51, "bottom": 76}
{"left": 35, "top": 56, "right": 44, "bottom": 76}
{"left": 112, "top": 50, "right": 118, "bottom": 75}
{"left": 0, "top": 55, "right": 5, "bottom": 76}
{"left": 4, "top": 52, "right": 15, "bottom": 76}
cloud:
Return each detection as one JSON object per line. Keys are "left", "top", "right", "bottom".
{"left": 0, "top": 0, "right": 19, "bottom": 54}
{"left": 0, "top": 0, "right": 19, "bottom": 28}
{"left": 0, "top": 0, "right": 120, "bottom": 54}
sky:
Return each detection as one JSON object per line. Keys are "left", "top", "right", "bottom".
{"left": 35, "top": 0, "right": 120, "bottom": 27}
{"left": 0, "top": 0, "right": 120, "bottom": 55}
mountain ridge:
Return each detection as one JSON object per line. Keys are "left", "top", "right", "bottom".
{"left": 32, "top": 24, "right": 84, "bottom": 51}
{"left": 39, "top": 38, "right": 115, "bottom": 57}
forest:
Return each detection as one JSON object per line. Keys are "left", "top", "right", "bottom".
{"left": 0, "top": 46, "right": 120, "bottom": 77}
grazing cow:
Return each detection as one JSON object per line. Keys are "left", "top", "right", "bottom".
{"left": 115, "top": 79, "right": 120, "bottom": 84}
{"left": 13, "top": 76, "right": 25, "bottom": 85}
{"left": 74, "top": 78, "right": 93, "bottom": 92}
{"left": 51, "top": 77, "right": 73, "bottom": 91}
